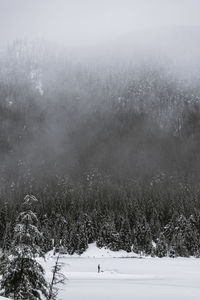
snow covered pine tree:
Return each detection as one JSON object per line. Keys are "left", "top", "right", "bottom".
{"left": 0, "top": 195, "right": 48, "bottom": 300}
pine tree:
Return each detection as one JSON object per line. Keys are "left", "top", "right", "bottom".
{"left": 40, "top": 215, "right": 54, "bottom": 253}
{"left": 166, "top": 214, "right": 197, "bottom": 257}
{"left": 66, "top": 224, "right": 78, "bottom": 255}
{"left": 135, "top": 216, "right": 152, "bottom": 255}
{"left": 2, "top": 221, "right": 11, "bottom": 253}
{"left": 96, "top": 218, "right": 120, "bottom": 251}
{"left": 0, "top": 195, "right": 48, "bottom": 300}
{"left": 82, "top": 213, "right": 96, "bottom": 244}
{"left": 149, "top": 208, "right": 161, "bottom": 240}
{"left": 156, "top": 233, "right": 167, "bottom": 257}
{"left": 119, "top": 217, "right": 132, "bottom": 252}
{"left": 47, "top": 254, "right": 65, "bottom": 300}
{"left": 76, "top": 222, "right": 88, "bottom": 255}
{"left": 2, "top": 201, "right": 12, "bottom": 253}
{"left": 187, "top": 215, "right": 200, "bottom": 256}
{"left": 66, "top": 221, "right": 88, "bottom": 255}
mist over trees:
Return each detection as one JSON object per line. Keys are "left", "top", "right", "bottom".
{"left": 0, "top": 38, "right": 200, "bottom": 257}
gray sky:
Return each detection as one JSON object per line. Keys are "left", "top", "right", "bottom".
{"left": 0, "top": 0, "right": 200, "bottom": 46}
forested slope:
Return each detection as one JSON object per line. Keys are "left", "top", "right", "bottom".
{"left": 1, "top": 39, "right": 200, "bottom": 257}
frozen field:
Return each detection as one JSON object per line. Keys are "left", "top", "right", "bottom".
{"left": 42, "top": 244, "right": 200, "bottom": 300}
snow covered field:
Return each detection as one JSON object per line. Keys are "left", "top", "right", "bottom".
{"left": 42, "top": 243, "right": 200, "bottom": 300}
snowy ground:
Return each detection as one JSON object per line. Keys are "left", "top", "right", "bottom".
{"left": 40, "top": 243, "right": 200, "bottom": 300}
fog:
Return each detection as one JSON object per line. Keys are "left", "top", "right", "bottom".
{"left": 0, "top": 0, "right": 200, "bottom": 47}
{"left": 0, "top": 1, "right": 200, "bottom": 197}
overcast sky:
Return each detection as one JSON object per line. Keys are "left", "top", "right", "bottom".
{"left": 0, "top": 0, "right": 200, "bottom": 46}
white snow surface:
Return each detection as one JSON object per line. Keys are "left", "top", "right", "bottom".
{"left": 39, "top": 243, "right": 200, "bottom": 300}
{"left": 60, "top": 242, "right": 140, "bottom": 258}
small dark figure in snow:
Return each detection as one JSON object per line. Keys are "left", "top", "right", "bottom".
{"left": 98, "top": 264, "right": 100, "bottom": 273}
